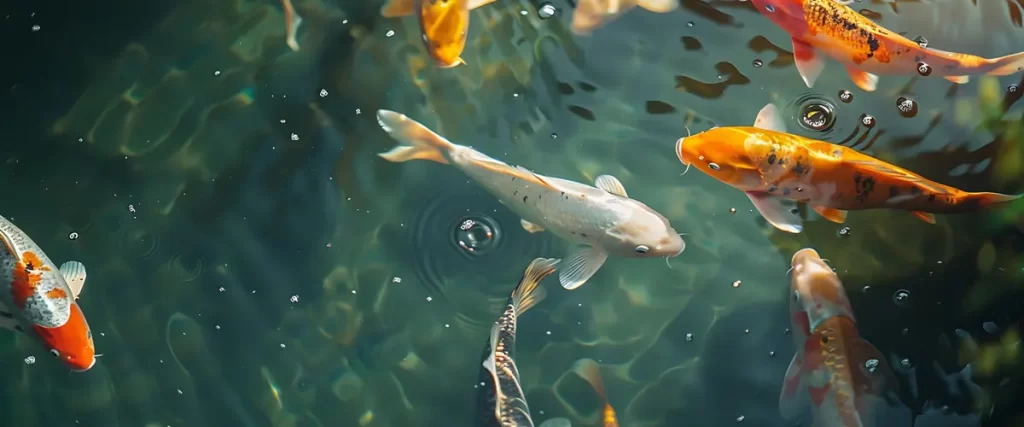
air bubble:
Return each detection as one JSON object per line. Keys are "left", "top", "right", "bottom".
{"left": 69, "top": 232, "right": 79, "bottom": 240}
{"left": 860, "top": 114, "right": 876, "bottom": 128}
{"left": 799, "top": 101, "right": 836, "bottom": 132}
{"left": 1008, "top": 84, "right": 1019, "bottom": 93}
{"left": 837, "top": 226, "right": 851, "bottom": 237}
{"left": 453, "top": 216, "right": 499, "bottom": 255}
{"left": 838, "top": 90, "right": 853, "bottom": 103}
{"left": 538, "top": 3, "right": 557, "bottom": 19}
{"left": 892, "top": 289, "right": 911, "bottom": 306}
{"left": 916, "top": 62, "right": 932, "bottom": 76}
{"left": 752, "top": 59, "right": 763, "bottom": 68}
{"left": 914, "top": 36, "right": 929, "bottom": 48}
{"left": 897, "top": 97, "right": 918, "bottom": 118}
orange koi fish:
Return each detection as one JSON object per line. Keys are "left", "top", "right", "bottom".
{"left": 380, "top": 0, "right": 497, "bottom": 68}
{"left": 782, "top": 248, "right": 899, "bottom": 427}
{"left": 0, "top": 215, "right": 95, "bottom": 371}
{"left": 573, "top": 358, "right": 619, "bottom": 427}
{"left": 281, "top": 0, "right": 303, "bottom": 51}
{"left": 571, "top": 0, "right": 677, "bottom": 34}
{"left": 675, "top": 103, "right": 1022, "bottom": 233}
{"left": 750, "top": 0, "right": 1024, "bottom": 91}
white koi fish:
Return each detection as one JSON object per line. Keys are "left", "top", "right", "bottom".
{"left": 375, "top": 110, "right": 685, "bottom": 290}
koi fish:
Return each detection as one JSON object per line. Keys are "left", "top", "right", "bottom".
{"left": 572, "top": 359, "right": 620, "bottom": 427}
{"left": 477, "top": 258, "right": 572, "bottom": 427}
{"left": 281, "top": 0, "right": 303, "bottom": 51}
{"left": 376, "top": 110, "right": 684, "bottom": 290}
{"left": 571, "top": 0, "right": 677, "bottom": 35}
{"left": 0, "top": 215, "right": 95, "bottom": 371}
{"left": 750, "top": 0, "right": 1024, "bottom": 91}
{"left": 782, "top": 248, "right": 899, "bottom": 427}
{"left": 380, "top": 0, "right": 497, "bottom": 68}
{"left": 675, "top": 103, "right": 1022, "bottom": 233}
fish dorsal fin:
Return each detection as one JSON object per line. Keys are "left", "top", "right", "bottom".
{"left": 59, "top": 261, "right": 87, "bottom": 299}
{"left": 844, "top": 159, "right": 951, "bottom": 195}
{"left": 753, "top": 104, "right": 788, "bottom": 133}
{"left": 594, "top": 175, "right": 628, "bottom": 197}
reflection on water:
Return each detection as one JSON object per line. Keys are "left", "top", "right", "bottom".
{"left": 1, "top": 0, "right": 1023, "bottom": 426}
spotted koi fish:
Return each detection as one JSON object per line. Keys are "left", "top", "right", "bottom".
{"left": 0, "top": 215, "right": 94, "bottom": 371}
{"left": 477, "top": 258, "right": 571, "bottom": 427}
{"left": 751, "top": 0, "right": 1024, "bottom": 91}
{"left": 573, "top": 359, "right": 620, "bottom": 427}
{"left": 380, "top": 0, "right": 497, "bottom": 68}
{"left": 571, "top": 0, "right": 677, "bottom": 35}
{"left": 675, "top": 103, "right": 1022, "bottom": 233}
{"left": 782, "top": 248, "right": 899, "bottom": 427}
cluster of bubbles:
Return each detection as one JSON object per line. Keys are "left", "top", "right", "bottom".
{"left": 452, "top": 216, "right": 500, "bottom": 255}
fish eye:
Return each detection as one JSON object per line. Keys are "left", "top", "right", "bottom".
{"left": 821, "top": 336, "right": 830, "bottom": 344}
{"left": 635, "top": 245, "right": 650, "bottom": 253}
{"left": 49, "top": 349, "right": 60, "bottom": 357}
{"left": 708, "top": 162, "right": 721, "bottom": 171}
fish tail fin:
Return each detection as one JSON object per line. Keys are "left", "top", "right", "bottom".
{"left": 986, "top": 51, "right": 1024, "bottom": 76}
{"left": 512, "top": 258, "right": 560, "bottom": 314}
{"left": 376, "top": 110, "right": 455, "bottom": 164}
{"left": 572, "top": 358, "right": 608, "bottom": 400}
{"left": 964, "top": 191, "right": 1023, "bottom": 209}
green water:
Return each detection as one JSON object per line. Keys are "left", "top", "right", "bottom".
{"left": 1, "top": 0, "right": 1023, "bottom": 426}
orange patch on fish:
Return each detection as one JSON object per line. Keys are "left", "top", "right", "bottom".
{"left": 11, "top": 251, "right": 48, "bottom": 308}
{"left": 46, "top": 288, "right": 68, "bottom": 300}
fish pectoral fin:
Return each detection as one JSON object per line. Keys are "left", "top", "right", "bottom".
{"left": 594, "top": 174, "right": 628, "bottom": 197}
{"left": 537, "top": 417, "right": 572, "bottom": 427}
{"left": 467, "top": 0, "right": 497, "bottom": 10}
{"left": 520, "top": 219, "right": 546, "bottom": 233}
{"left": 746, "top": 192, "right": 803, "bottom": 233}
{"left": 853, "top": 338, "right": 900, "bottom": 396}
{"left": 753, "top": 103, "right": 788, "bottom": 133}
{"left": 637, "top": 0, "right": 678, "bottom": 12}
{"left": 779, "top": 354, "right": 811, "bottom": 420}
{"left": 792, "top": 38, "right": 825, "bottom": 88}
{"left": 59, "top": 261, "right": 87, "bottom": 299}
{"left": 381, "top": 0, "right": 415, "bottom": 17}
{"left": 559, "top": 245, "right": 608, "bottom": 290}
{"left": 844, "top": 65, "right": 879, "bottom": 92}
{"left": 812, "top": 206, "right": 848, "bottom": 224}
{"left": 943, "top": 75, "right": 970, "bottom": 84}
{"left": 910, "top": 210, "right": 936, "bottom": 224}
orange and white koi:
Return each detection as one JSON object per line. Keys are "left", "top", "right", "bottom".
{"left": 0, "top": 215, "right": 95, "bottom": 371}
{"left": 573, "top": 359, "right": 620, "bottom": 427}
{"left": 782, "top": 248, "right": 899, "bottom": 427}
{"left": 675, "top": 103, "right": 1021, "bottom": 233}
{"left": 751, "top": 0, "right": 1024, "bottom": 91}
{"left": 571, "top": 0, "right": 677, "bottom": 34}
{"left": 380, "top": 0, "right": 497, "bottom": 68}
{"left": 281, "top": 0, "right": 303, "bottom": 51}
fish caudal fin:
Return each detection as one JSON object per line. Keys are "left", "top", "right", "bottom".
{"left": 779, "top": 354, "right": 810, "bottom": 420}
{"left": 513, "top": 258, "right": 560, "bottom": 314}
{"left": 573, "top": 358, "right": 609, "bottom": 400}
{"left": 985, "top": 51, "right": 1024, "bottom": 77}
{"left": 560, "top": 244, "right": 609, "bottom": 290}
{"left": 965, "top": 191, "right": 1023, "bottom": 209}
{"left": 381, "top": 0, "right": 415, "bottom": 17}
{"left": 376, "top": 110, "right": 455, "bottom": 164}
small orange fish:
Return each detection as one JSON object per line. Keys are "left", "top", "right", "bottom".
{"left": 783, "top": 248, "right": 899, "bottom": 427}
{"left": 571, "top": 0, "right": 677, "bottom": 35}
{"left": 380, "top": 0, "right": 496, "bottom": 68}
{"left": 573, "top": 358, "right": 619, "bottom": 427}
{"left": 675, "top": 104, "right": 1022, "bottom": 233}
{"left": 751, "top": 0, "right": 1024, "bottom": 91}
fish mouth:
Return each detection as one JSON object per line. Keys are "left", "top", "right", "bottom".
{"left": 791, "top": 248, "right": 820, "bottom": 267}
{"left": 71, "top": 358, "right": 96, "bottom": 372}
{"left": 675, "top": 137, "right": 687, "bottom": 165}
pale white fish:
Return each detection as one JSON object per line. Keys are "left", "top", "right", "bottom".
{"left": 281, "top": 0, "right": 303, "bottom": 51}
{"left": 375, "top": 110, "right": 685, "bottom": 290}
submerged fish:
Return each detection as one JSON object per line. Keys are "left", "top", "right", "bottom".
{"left": 376, "top": 110, "right": 684, "bottom": 290}
{"left": 675, "top": 103, "right": 1022, "bottom": 233}
{"left": 281, "top": 0, "right": 303, "bottom": 51}
{"left": 477, "top": 258, "right": 570, "bottom": 427}
{"left": 572, "top": 359, "right": 620, "bottom": 427}
{"left": 782, "top": 248, "right": 899, "bottom": 427}
{"left": 380, "top": 0, "right": 497, "bottom": 68}
{"left": 0, "top": 215, "right": 94, "bottom": 371}
{"left": 571, "top": 0, "right": 677, "bottom": 35}
{"left": 750, "top": 0, "right": 1024, "bottom": 91}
